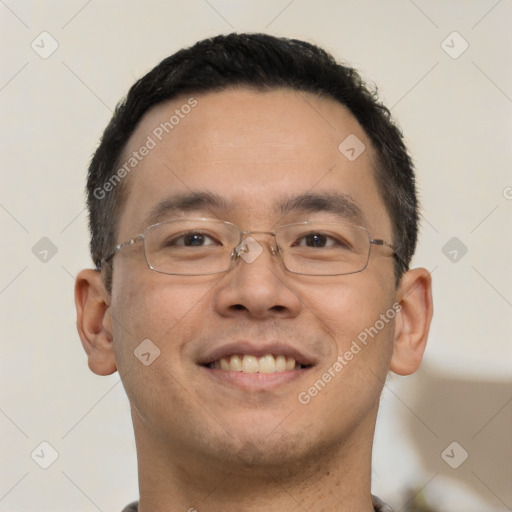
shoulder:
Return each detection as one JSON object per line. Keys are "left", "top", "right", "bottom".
{"left": 121, "top": 502, "right": 138, "bottom": 512}
{"left": 372, "top": 494, "right": 394, "bottom": 512}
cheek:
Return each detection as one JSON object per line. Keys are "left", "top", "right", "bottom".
{"left": 290, "top": 281, "right": 396, "bottom": 430}
{"left": 303, "top": 276, "right": 395, "bottom": 345}
{"left": 109, "top": 268, "right": 215, "bottom": 372}
{"left": 108, "top": 272, "right": 217, "bottom": 431}
{"left": 297, "top": 275, "right": 397, "bottom": 410}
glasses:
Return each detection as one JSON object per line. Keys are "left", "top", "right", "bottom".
{"left": 99, "top": 218, "right": 401, "bottom": 276}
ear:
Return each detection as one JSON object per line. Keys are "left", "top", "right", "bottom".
{"left": 75, "top": 269, "right": 117, "bottom": 376}
{"left": 390, "top": 267, "right": 433, "bottom": 376}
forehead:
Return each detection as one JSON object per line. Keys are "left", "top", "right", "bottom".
{"left": 117, "top": 87, "right": 390, "bottom": 238}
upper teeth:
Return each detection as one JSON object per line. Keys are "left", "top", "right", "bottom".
{"left": 209, "top": 354, "right": 301, "bottom": 373}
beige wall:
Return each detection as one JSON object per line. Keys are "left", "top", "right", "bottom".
{"left": 1, "top": 1, "right": 511, "bottom": 510}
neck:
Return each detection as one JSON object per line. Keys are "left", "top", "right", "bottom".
{"left": 134, "top": 412, "right": 377, "bottom": 512}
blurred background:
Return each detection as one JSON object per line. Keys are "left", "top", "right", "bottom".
{"left": 1, "top": 1, "right": 511, "bottom": 510}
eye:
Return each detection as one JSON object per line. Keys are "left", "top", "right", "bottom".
{"left": 293, "top": 232, "right": 350, "bottom": 249}
{"left": 166, "top": 231, "right": 221, "bottom": 247}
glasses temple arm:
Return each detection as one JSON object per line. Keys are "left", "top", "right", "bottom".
{"left": 370, "top": 239, "right": 409, "bottom": 272}
{"left": 96, "top": 235, "right": 145, "bottom": 270}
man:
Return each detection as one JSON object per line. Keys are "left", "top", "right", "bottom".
{"left": 75, "top": 33, "right": 433, "bottom": 511}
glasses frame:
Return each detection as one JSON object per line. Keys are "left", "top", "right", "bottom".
{"left": 98, "top": 218, "right": 405, "bottom": 276}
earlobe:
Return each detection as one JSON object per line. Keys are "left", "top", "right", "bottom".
{"left": 75, "top": 269, "right": 117, "bottom": 376}
{"left": 390, "top": 268, "right": 433, "bottom": 376}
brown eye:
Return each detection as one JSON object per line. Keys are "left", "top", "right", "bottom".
{"left": 165, "top": 232, "right": 220, "bottom": 247}
{"left": 304, "top": 234, "right": 328, "bottom": 247}
{"left": 293, "top": 232, "right": 350, "bottom": 249}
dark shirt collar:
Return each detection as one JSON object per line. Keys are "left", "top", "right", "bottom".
{"left": 121, "top": 495, "right": 394, "bottom": 511}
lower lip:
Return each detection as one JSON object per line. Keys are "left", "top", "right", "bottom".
{"left": 199, "top": 365, "right": 311, "bottom": 390}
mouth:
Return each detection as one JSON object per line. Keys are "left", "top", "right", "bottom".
{"left": 205, "top": 353, "right": 310, "bottom": 373}
{"left": 198, "top": 342, "right": 316, "bottom": 390}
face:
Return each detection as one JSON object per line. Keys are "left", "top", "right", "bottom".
{"left": 105, "top": 88, "right": 400, "bottom": 469}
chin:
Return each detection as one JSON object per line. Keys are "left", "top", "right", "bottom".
{"left": 215, "top": 434, "right": 305, "bottom": 469}
{"left": 197, "top": 417, "right": 329, "bottom": 471}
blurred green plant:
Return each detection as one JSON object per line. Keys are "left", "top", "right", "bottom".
{"left": 401, "top": 487, "right": 438, "bottom": 512}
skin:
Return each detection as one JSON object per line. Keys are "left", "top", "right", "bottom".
{"left": 75, "top": 88, "right": 433, "bottom": 511}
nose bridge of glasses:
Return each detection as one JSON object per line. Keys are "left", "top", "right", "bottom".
{"left": 235, "top": 230, "right": 278, "bottom": 259}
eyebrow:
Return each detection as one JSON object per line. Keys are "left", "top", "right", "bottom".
{"left": 276, "top": 192, "right": 366, "bottom": 225}
{"left": 143, "top": 191, "right": 230, "bottom": 226}
{"left": 143, "top": 191, "right": 366, "bottom": 227}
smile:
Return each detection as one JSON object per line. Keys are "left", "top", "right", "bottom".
{"left": 206, "top": 354, "right": 308, "bottom": 373}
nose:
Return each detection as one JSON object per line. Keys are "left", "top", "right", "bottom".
{"left": 213, "top": 233, "right": 302, "bottom": 320}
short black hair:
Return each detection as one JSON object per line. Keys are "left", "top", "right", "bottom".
{"left": 87, "top": 32, "right": 418, "bottom": 291}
